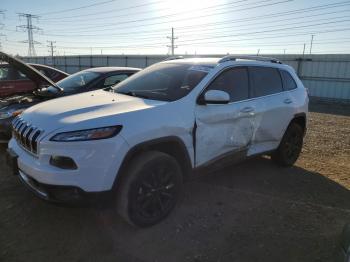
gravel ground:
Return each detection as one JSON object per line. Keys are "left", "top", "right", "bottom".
{"left": 0, "top": 103, "right": 349, "bottom": 262}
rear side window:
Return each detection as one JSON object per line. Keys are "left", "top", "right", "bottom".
{"left": 207, "top": 67, "right": 249, "bottom": 102}
{"left": 104, "top": 74, "right": 129, "bottom": 86}
{"left": 249, "top": 66, "right": 283, "bottom": 97}
{"left": 280, "top": 70, "right": 297, "bottom": 90}
{"left": 0, "top": 67, "right": 9, "bottom": 80}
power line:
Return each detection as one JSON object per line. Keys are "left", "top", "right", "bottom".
{"left": 38, "top": 0, "right": 350, "bottom": 34}
{"left": 40, "top": 0, "right": 290, "bottom": 34}
{"left": 5, "top": 1, "right": 347, "bottom": 39}
{"left": 30, "top": 8, "right": 350, "bottom": 41}
{"left": 16, "top": 13, "right": 41, "bottom": 56}
{"left": 175, "top": 18, "right": 350, "bottom": 44}
{"left": 176, "top": 27, "right": 350, "bottom": 46}
{"left": 40, "top": 2, "right": 350, "bottom": 39}
{"left": 37, "top": 0, "right": 118, "bottom": 16}
{"left": 41, "top": 0, "right": 250, "bottom": 24}
{"left": 40, "top": 0, "right": 167, "bottom": 21}
{"left": 4, "top": 9, "right": 350, "bottom": 42}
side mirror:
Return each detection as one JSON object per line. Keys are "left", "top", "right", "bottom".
{"left": 202, "top": 90, "right": 230, "bottom": 104}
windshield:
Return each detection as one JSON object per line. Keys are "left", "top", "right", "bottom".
{"left": 48, "top": 71, "right": 101, "bottom": 93}
{"left": 112, "top": 63, "right": 210, "bottom": 101}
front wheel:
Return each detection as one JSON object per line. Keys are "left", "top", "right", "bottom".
{"left": 117, "top": 151, "right": 182, "bottom": 227}
{"left": 272, "top": 123, "right": 304, "bottom": 167}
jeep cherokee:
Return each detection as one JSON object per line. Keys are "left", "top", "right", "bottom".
{"left": 6, "top": 55, "right": 308, "bottom": 227}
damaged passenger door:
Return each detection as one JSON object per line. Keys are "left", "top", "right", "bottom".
{"left": 195, "top": 67, "right": 257, "bottom": 167}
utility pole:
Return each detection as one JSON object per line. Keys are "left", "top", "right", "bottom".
{"left": 302, "top": 43, "right": 306, "bottom": 57}
{"left": 167, "top": 27, "right": 178, "bottom": 56}
{"left": 309, "top": 34, "right": 314, "bottom": 55}
{"left": 0, "top": 10, "right": 5, "bottom": 27}
{"left": 0, "top": 34, "right": 5, "bottom": 52}
{"left": 47, "top": 40, "right": 56, "bottom": 65}
{"left": 17, "top": 13, "right": 41, "bottom": 56}
{"left": 257, "top": 49, "right": 260, "bottom": 56}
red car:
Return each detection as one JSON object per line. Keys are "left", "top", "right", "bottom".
{"left": 0, "top": 60, "right": 68, "bottom": 97}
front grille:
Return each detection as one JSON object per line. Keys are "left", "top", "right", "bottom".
{"left": 12, "top": 117, "right": 43, "bottom": 155}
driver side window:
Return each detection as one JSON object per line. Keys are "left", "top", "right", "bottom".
{"left": 207, "top": 67, "right": 249, "bottom": 102}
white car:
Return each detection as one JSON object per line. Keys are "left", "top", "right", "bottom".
{"left": 6, "top": 56, "right": 308, "bottom": 227}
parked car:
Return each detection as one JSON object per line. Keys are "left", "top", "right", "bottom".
{"left": 0, "top": 61, "right": 68, "bottom": 97}
{"left": 6, "top": 55, "right": 308, "bottom": 227}
{"left": 0, "top": 52, "right": 141, "bottom": 142}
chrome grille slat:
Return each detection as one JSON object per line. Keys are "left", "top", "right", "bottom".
{"left": 31, "top": 130, "right": 42, "bottom": 154}
{"left": 20, "top": 125, "right": 29, "bottom": 145}
{"left": 12, "top": 117, "right": 20, "bottom": 127}
{"left": 24, "top": 127, "right": 33, "bottom": 148}
{"left": 28, "top": 127, "right": 37, "bottom": 152}
{"left": 11, "top": 117, "right": 43, "bottom": 156}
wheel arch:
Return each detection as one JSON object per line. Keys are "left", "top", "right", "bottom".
{"left": 290, "top": 112, "right": 307, "bottom": 136}
{"left": 113, "top": 136, "right": 193, "bottom": 190}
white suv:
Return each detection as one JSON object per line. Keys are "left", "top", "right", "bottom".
{"left": 6, "top": 56, "right": 308, "bottom": 227}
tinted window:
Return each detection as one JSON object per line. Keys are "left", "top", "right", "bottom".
{"left": 104, "top": 74, "right": 129, "bottom": 86}
{"left": 280, "top": 70, "right": 297, "bottom": 90}
{"left": 249, "top": 67, "right": 283, "bottom": 97}
{"left": 113, "top": 63, "right": 209, "bottom": 101}
{"left": 207, "top": 67, "right": 249, "bottom": 102}
{"left": 0, "top": 67, "right": 9, "bottom": 80}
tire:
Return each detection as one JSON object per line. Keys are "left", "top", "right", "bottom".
{"left": 116, "top": 151, "right": 183, "bottom": 227}
{"left": 272, "top": 123, "right": 304, "bottom": 167}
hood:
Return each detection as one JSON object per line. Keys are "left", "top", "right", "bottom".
{"left": 20, "top": 90, "right": 167, "bottom": 134}
{"left": 0, "top": 52, "right": 61, "bottom": 91}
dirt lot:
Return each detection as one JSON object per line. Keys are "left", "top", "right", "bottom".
{"left": 1, "top": 103, "right": 349, "bottom": 262}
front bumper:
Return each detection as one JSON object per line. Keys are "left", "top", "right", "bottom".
{"left": 17, "top": 169, "right": 112, "bottom": 204}
{"left": 7, "top": 134, "right": 130, "bottom": 193}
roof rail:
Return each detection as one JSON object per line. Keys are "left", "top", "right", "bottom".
{"left": 163, "top": 56, "right": 184, "bottom": 61}
{"left": 218, "top": 55, "right": 282, "bottom": 64}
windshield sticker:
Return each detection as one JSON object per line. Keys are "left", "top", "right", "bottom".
{"left": 188, "top": 65, "right": 213, "bottom": 73}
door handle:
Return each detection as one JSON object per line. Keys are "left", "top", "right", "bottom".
{"left": 284, "top": 98, "right": 292, "bottom": 104}
{"left": 240, "top": 107, "right": 254, "bottom": 113}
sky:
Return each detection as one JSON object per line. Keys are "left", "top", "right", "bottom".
{"left": 1, "top": 0, "right": 350, "bottom": 56}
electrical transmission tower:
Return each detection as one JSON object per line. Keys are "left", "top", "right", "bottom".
{"left": 47, "top": 40, "right": 56, "bottom": 65}
{"left": 17, "top": 13, "right": 41, "bottom": 56}
{"left": 167, "top": 27, "right": 178, "bottom": 56}
{"left": 0, "top": 10, "right": 5, "bottom": 51}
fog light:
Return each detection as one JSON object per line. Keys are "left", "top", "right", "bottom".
{"left": 50, "top": 156, "right": 78, "bottom": 170}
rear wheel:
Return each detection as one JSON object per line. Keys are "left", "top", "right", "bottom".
{"left": 117, "top": 151, "right": 182, "bottom": 227}
{"left": 272, "top": 123, "right": 304, "bottom": 166}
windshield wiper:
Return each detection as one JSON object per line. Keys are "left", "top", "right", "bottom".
{"left": 103, "top": 86, "right": 113, "bottom": 91}
{"left": 116, "top": 91, "right": 150, "bottom": 99}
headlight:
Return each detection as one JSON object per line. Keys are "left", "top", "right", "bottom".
{"left": 50, "top": 126, "right": 122, "bottom": 142}
{"left": 0, "top": 109, "right": 23, "bottom": 120}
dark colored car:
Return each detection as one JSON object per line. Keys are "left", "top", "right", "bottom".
{"left": 0, "top": 52, "right": 141, "bottom": 142}
{"left": 0, "top": 62, "right": 69, "bottom": 97}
